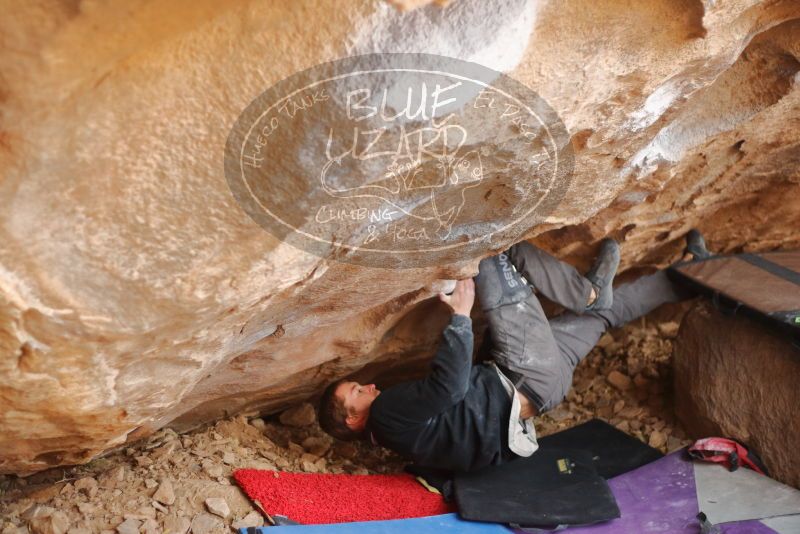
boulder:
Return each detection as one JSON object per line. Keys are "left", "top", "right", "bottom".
{"left": 674, "top": 301, "right": 800, "bottom": 488}
{"left": 1, "top": 0, "right": 799, "bottom": 474}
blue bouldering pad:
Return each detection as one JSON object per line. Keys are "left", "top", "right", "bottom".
{"left": 240, "top": 513, "right": 511, "bottom": 534}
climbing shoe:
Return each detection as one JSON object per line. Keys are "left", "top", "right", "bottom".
{"left": 684, "top": 229, "right": 711, "bottom": 260}
{"left": 585, "top": 238, "right": 620, "bottom": 311}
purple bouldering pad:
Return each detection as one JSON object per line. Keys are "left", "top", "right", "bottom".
{"left": 720, "top": 521, "right": 779, "bottom": 533}
{"left": 514, "top": 452, "right": 781, "bottom": 534}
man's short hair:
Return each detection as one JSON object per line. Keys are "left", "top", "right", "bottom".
{"left": 318, "top": 378, "right": 365, "bottom": 442}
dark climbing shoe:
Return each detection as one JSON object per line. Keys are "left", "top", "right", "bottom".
{"left": 684, "top": 229, "right": 711, "bottom": 260}
{"left": 585, "top": 238, "right": 620, "bottom": 311}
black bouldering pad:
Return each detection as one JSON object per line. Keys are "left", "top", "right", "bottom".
{"left": 454, "top": 448, "right": 619, "bottom": 528}
{"left": 408, "top": 419, "right": 663, "bottom": 512}
{"left": 538, "top": 418, "right": 663, "bottom": 479}
{"left": 667, "top": 250, "right": 800, "bottom": 348}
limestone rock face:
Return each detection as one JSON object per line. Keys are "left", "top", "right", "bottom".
{"left": 674, "top": 302, "right": 800, "bottom": 488}
{"left": 1, "top": 0, "right": 799, "bottom": 474}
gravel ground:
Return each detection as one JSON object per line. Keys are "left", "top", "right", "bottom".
{"left": 0, "top": 318, "right": 690, "bottom": 533}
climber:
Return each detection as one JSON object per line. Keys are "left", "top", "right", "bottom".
{"left": 318, "top": 231, "right": 710, "bottom": 473}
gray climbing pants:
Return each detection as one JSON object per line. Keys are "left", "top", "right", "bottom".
{"left": 474, "top": 242, "right": 692, "bottom": 413}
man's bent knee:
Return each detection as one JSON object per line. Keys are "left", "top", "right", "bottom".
{"left": 516, "top": 367, "right": 572, "bottom": 414}
{"left": 475, "top": 253, "right": 532, "bottom": 311}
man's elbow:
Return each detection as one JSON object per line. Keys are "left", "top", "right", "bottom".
{"left": 443, "top": 382, "right": 470, "bottom": 406}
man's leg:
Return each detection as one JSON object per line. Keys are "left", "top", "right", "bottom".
{"left": 506, "top": 241, "right": 594, "bottom": 314}
{"left": 473, "top": 252, "right": 562, "bottom": 412}
{"left": 526, "top": 270, "right": 696, "bottom": 412}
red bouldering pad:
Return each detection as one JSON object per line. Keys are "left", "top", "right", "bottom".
{"left": 233, "top": 469, "right": 455, "bottom": 525}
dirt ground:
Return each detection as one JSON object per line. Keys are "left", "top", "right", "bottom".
{"left": 0, "top": 318, "right": 690, "bottom": 533}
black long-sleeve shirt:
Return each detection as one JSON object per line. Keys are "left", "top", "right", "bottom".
{"left": 366, "top": 314, "right": 516, "bottom": 473}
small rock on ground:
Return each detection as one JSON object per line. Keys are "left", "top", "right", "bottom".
{"left": 152, "top": 480, "right": 175, "bottom": 506}
{"left": 607, "top": 370, "right": 632, "bottom": 391}
{"left": 115, "top": 518, "right": 139, "bottom": 534}
{"left": 162, "top": 515, "right": 190, "bottom": 534}
{"left": 232, "top": 511, "right": 264, "bottom": 529}
{"left": 249, "top": 418, "right": 267, "bottom": 431}
{"left": 29, "top": 511, "right": 70, "bottom": 534}
{"left": 204, "top": 497, "right": 230, "bottom": 519}
{"left": 279, "top": 403, "right": 316, "bottom": 427}
{"left": 140, "top": 518, "right": 159, "bottom": 534}
{"left": 649, "top": 430, "right": 667, "bottom": 449}
{"left": 190, "top": 513, "right": 221, "bottom": 534}
{"left": 73, "top": 478, "right": 98, "bottom": 498}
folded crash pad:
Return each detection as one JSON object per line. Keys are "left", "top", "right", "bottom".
{"left": 232, "top": 470, "right": 454, "bottom": 525}
{"left": 454, "top": 448, "right": 620, "bottom": 528}
{"left": 668, "top": 250, "right": 800, "bottom": 347}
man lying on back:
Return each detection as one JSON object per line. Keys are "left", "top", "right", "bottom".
{"left": 319, "top": 233, "right": 707, "bottom": 472}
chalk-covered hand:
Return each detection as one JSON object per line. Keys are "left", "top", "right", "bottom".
{"left": 439, "top": 278, "right": 475, "bottom": 318}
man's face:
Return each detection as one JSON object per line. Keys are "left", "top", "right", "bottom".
{"left": 336, "top": 381, "right": 380, "bottom": 425}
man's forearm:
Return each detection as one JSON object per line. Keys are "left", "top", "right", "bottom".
{"left": 422, "top": 312, "right": 474, "bottom": 406}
